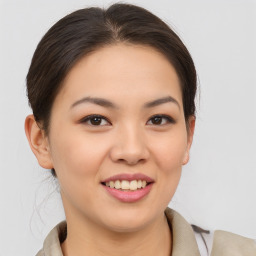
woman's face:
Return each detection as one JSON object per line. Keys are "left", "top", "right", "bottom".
{"left": 43, "top": 44, "right": 194, "bottom": 232}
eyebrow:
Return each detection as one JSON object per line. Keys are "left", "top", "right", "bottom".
{"left": 71, "top": 96, "right": 180, "bottom": 109}
{"left": 144, "top": 96, "right": 180, "bottom": 109}
{"left": 71, "top": 97, "right": 117, "bottom": 109}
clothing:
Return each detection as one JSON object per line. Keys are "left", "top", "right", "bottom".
{"left": 36, "top": 208, "right": 256, "bottom": 256}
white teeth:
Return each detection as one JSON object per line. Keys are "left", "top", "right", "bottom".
{"left": 109, "top": 181, "right": 115, "bottom": 188}
{"left": 130, "top": 180, "right": 137, "bottom": 190}
{"left": 104, "top": 179, "right": 149, "bottom": 191}
{"left": 121, "top": 180, "right": 130, "bottom": 190}
{"left": 114, "top": 180, "right": 121, "bottom": 189}
{"left": 137, "top": 180, "right": 142, "bottom": 189}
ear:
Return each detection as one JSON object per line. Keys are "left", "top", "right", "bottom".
{"left": 182, "top": 116, "right": 196, "bottom": 165}
{"left": 24, "top": 115, "right": 53, "bottom": 169}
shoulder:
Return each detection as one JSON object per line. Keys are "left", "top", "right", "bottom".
{"left": 35, "top": 221, "right": 66, "bottom": 256}
{"left": 191, "top": 222, "right": 256, "bottom": 255}
{"left": 165, "top": 207, "right": 256, "bottom": 256}
{"left": 35, "top": 249, "right": 44, "bottom": 256}
{"left": 211, "top": 230, "right": 256, "bottom": 256}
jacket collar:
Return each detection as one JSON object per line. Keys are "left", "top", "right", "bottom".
{"left": 165, "top": 208, "right": 200, "bottom": 256}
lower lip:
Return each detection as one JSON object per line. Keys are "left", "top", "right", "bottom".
{"left": 103, "top": 183, "right": 153, "bottom": 203}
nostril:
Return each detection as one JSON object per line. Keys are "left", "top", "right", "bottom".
{"left": 109, "top": 141, "right": 149, "bottom": 165}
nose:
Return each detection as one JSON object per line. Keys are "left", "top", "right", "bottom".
{"left": 109, "top": 124, "right": 149, "bottom": 165}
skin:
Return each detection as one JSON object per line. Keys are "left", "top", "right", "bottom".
{"left": 25, "top": 43, "right": 195, "bottom": 256}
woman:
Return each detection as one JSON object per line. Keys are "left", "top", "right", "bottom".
{"left": 25, "top": 3, "right": 256, "bottom": 256}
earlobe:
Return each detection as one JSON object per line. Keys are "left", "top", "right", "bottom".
{"left": 182, "top": 152, "right": 190, "bottom": 165}
{"left": 24, "top": 115, "right": 53, "bottom": 169}
{"left": 182, "top": 116, "right": 196, "bottom": 165}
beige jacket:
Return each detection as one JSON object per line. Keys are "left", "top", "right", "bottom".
{"left": 36, "top": 208, "right": 256, "bottom": 256}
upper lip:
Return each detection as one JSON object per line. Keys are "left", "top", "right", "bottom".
{"left": 102, "top": 173, "right": 154, "bottom": 183}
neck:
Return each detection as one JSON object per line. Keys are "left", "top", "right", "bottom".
{"left": 61, "top": 212, "right": 171, "bottom": 256}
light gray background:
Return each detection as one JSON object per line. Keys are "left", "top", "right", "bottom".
{"left": 0, "top": 0, "right": 255, "bottom": 255}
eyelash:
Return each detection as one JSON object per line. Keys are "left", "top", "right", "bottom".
{"left": 80, "top": 114, "right": 111, "bottom": 126}
{"left": 147, "top": 114, "right": 176, "bottom": 126}
{"left": 80, "top": 114, "right": 175, "bottom": 126}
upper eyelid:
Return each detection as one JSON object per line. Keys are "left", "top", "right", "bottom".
{"left": 149, "top": 114, "right": 172, "bottom": 118}
{"left": 148, "top": 114, "right": 175, "bottom": 121}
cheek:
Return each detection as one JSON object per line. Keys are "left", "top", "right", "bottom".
{"left": 150, "top": 129, "right": 188, "bottom": 170}
{"left": 48, "top": 134, "right": 109, "bottom": 207}
{"left": 149, "top": 128, "right": 187, "bottom": 202}
{"left": 50, "top": 130, "right": 109, "bottom": 176}
{"left": 48, "top": 131, "right": 108, "bottom": 208}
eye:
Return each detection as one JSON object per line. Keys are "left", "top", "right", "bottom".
{"left": 147, "top": 115, "right": 175, "bottom": 125}
{"left": 80, "top": 115, "right": 111, "bottom": 126}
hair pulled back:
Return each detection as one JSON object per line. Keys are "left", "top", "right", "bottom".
{"left": 27, "top": 3, "right": 197, "bottom": 135}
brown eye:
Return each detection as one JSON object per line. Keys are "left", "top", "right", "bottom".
{"left": 151, "top": 116, "right": 162, "bottom": 125}
{"left": 90, "top": 116, "right": 103, "bottom": 125}
{"left": 147, "top": 115, "right": 175, "bottom": 125}
{"left": 81, "top": 115, "right": 110, "bottom": 126}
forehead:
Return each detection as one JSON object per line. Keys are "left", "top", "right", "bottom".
{"left": 56, "top": 43, "right": 182, "bottom": 108}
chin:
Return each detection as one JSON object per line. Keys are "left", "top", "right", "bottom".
{"left": 104, "top": 219, "right": 150, "bottom": 233}
{"left": 97, "top": 206, "right": 158, "bottom": 233}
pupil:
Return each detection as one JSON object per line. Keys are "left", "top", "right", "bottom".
{"left": 152, "top": 117, "right": 162, "bottom": 124}
{"left": 91, "top": 117, "right": 101, "bottom": 125}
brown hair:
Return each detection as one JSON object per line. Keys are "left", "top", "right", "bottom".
{"left": 26, "top": 3, "right": 197, "bottom": 175}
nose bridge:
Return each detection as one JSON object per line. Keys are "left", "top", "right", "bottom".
{"left": 110, "top": 122, "right": 149, "bottom": 164}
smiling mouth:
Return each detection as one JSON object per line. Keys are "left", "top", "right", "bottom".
{"left": 101, "top": 180, "right": 152, "bottom": 191}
